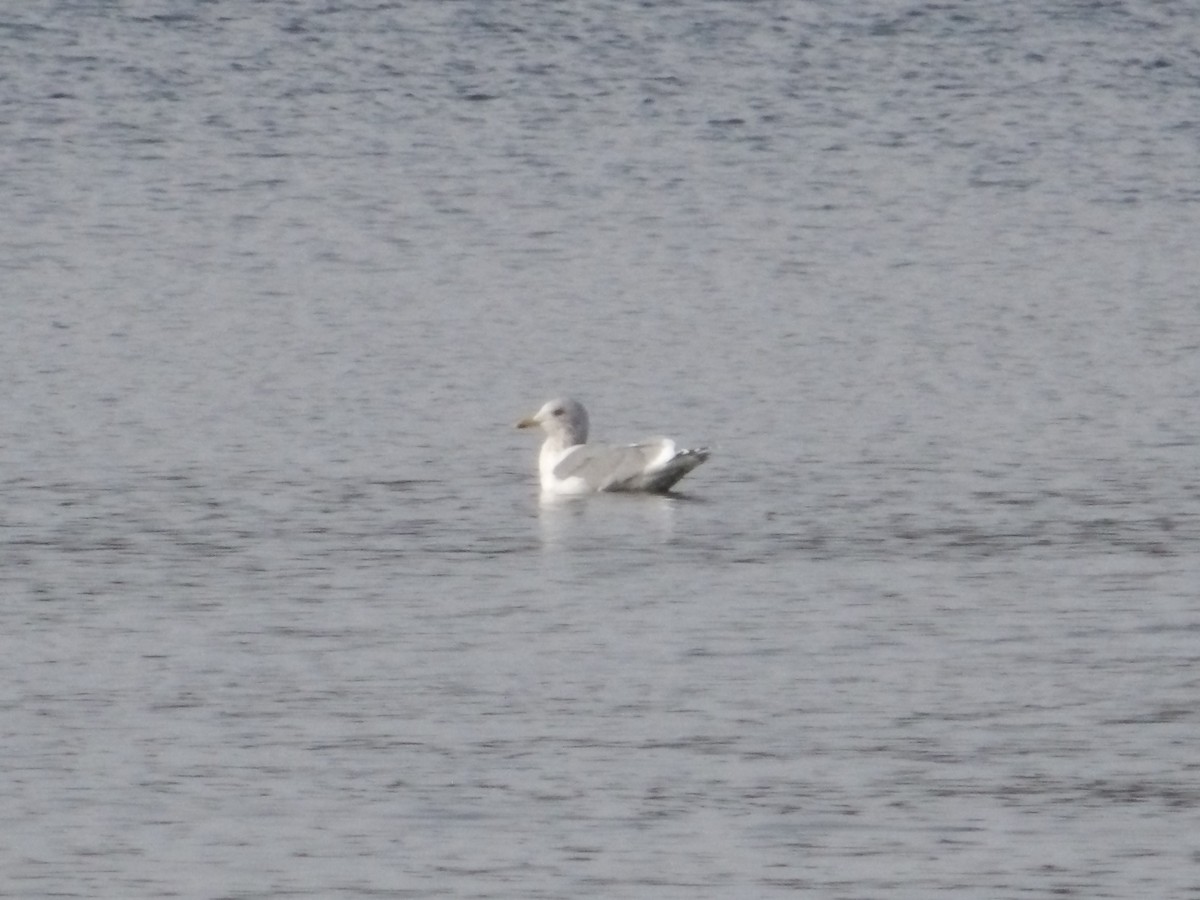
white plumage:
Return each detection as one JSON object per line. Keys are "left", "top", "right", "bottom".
{"left": 516, "top": 398, "right": 709, "bottom": 495}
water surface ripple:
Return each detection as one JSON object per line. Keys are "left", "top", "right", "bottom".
{"left": 3, "top": 2, "right": 1199, "bottom": 898}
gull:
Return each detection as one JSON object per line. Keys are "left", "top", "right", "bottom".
{"left": 516, "top": 398, "right": 709, "bottom": 495}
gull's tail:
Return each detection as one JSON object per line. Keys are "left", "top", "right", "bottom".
{"left": 638, "top": 446, "right": 710, "bottom": 493}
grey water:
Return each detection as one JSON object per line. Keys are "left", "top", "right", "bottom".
{"left": 3, "top": 1, "right": 1199, "bottom": 897}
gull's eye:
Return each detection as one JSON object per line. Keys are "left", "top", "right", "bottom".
{"left": 552, "top": 407, "right": 564, "bottom": 417}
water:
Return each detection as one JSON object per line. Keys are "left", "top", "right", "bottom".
{"left": 3, "top": 2, "right": 1199, "bottom": 897}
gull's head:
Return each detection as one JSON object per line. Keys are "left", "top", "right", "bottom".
{"left": 516, "top": 397, "right": 589, "bottom": 446}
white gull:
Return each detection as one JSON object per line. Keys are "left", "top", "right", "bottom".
{"left": 516, "top": 397, "right": 709, "bottom": 495}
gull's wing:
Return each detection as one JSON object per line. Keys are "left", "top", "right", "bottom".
{"left": 553, "top": 439, "right": 708, "bottom": 492}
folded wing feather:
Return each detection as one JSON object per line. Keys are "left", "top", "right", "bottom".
{"left": 554, "top": 439, "right": 707, "bottom": 493}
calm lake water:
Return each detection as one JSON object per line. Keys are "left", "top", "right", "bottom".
{"left": 3, "top": 2, "right": 1199, "bottom": 898}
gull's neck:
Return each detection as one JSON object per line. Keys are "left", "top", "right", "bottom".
{"left": 539, "top": 432, "right": 577, "bottom": 458}
{"left": 538, "top": 431, "right": 580, "bottom": 486}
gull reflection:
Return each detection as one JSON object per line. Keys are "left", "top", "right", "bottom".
{"left": 535, "top": 489, "right": 686, "bottom": 551}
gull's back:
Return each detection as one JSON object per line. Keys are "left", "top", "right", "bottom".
{"left": 554, "top": 439, "right": 709, "bottom": 493}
